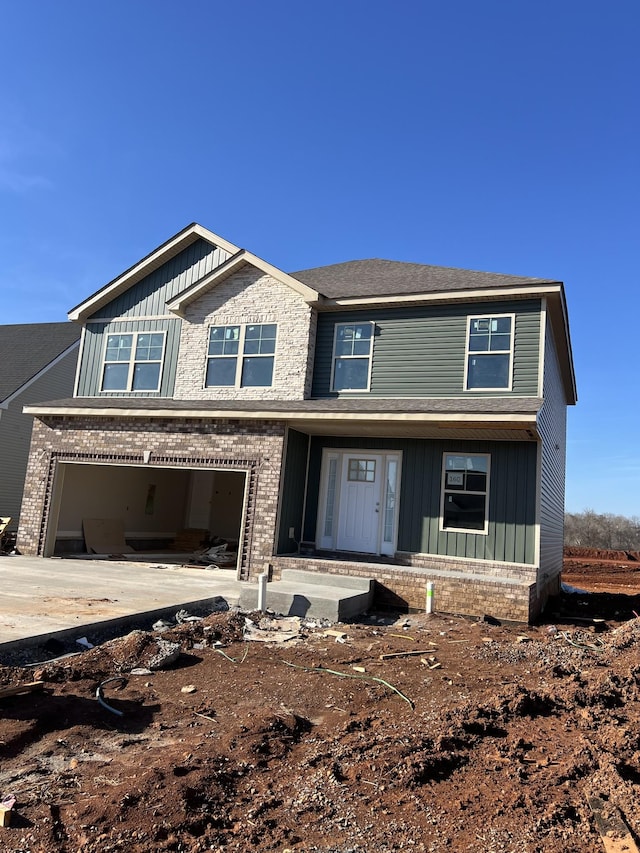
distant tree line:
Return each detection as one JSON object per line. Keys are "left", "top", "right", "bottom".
{"left": 564, "top": 510, "right": 640, "bottom": 550}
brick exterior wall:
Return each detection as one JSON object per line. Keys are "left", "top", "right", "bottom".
{"left": 271, "top": 556, "right": 537, "bottom": 623}
{"left": 395, "top": 551, "right": 536, "bottom": 583}
{"left": 174, "top": 267, "right": 316, "bottom": 401}
{"left": 18, "top": 416, "right": 286, "bottom": 580}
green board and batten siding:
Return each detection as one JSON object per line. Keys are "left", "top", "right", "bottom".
{"left": 75, "top": 239, "right": 231, "bottom": 397}
{"left": 311, "top": 299, "right": 541, "bottom": 398}
{"left": 277, "top": 429, "right": 310, "bottom": 553}
{"left": 300, "top": 436, "right": 537, "bottom": 565}
{"left": 76, "top": 318, "right": 183, "bottom": 398}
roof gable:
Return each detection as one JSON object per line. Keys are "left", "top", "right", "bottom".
{"left": 166, "top": 249, "right": 319, "bottom": 316}
{"left": 68, "top": 224, "right": 242, "bottom": 322}
{"left": 0, "top": 322, "right": 80, "bottom": 403}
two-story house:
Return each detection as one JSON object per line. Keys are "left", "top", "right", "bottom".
{"left": 18, "top": 224, "right": 576, "bottom": 622}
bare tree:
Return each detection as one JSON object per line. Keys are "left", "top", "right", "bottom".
{"left": 565, "top": 509, "right": 640, "bottom": 550}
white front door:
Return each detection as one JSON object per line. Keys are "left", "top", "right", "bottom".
{"left": 336, "top": 454, "right": 383, "bottom": 553}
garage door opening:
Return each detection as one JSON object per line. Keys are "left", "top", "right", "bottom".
{"left": 46, "top": 462, "right": 247, "bottom": 572}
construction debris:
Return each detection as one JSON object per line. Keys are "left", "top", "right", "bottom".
{"left": 379, "top": 649, "right": 438, "bottom": 660}
{"left": 96, "top": 676, "right": 127, "bottom": 717}
{"left": 0, "top": 680, "right": 44, "bottom": 699}
{"left": 588, "top": 796, "right": 639, "bottom": 853}
{"left": 0, "top": 795, "right": 16, "bottom": 827}
{"left": 244, "top": 615, "right": 302, "bottom": 643}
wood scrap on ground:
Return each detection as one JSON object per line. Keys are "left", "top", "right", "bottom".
{"left": 587, "top": 796, "right": 639, "bottom": 853}
{"left": 82, "top": 518, "right": 134, "bottom": 554}
{"left": 379, "top": 649, "right": 438, "bottom": 660}
{"left": 0, "top": 681, "right": 44, "bottom": 699}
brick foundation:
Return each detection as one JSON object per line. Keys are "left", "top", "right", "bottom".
{"left": 271, "top": 555, "right": 537, "bottom": 623}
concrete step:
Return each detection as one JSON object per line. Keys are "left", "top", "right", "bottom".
{"left": 238, "top": 571, "right": 374, "bottom": 622}
{"left": 279, "top": 569, "right": 373, "bottom": 592}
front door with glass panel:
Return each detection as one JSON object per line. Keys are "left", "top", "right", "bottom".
{"left": 336, "top": 455, "right": 382, "bottom": 553}
{"left": 318, "top": 450, "right": 401, "bottom": 556}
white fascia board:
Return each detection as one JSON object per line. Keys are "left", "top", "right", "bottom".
{"left": 325, "top": 283, "right": 563, "bottom": 308}
{"left": 167, "top": 250, "right": 320, "bottom": 316}
{"left": 68, "top": 224, "right": 242, "bottom": 322}
{"left": 23, "top": 404, "right": 537, "bottom": 426}
{"left": 3, "top": 340, "right": 80, "bottom": 409}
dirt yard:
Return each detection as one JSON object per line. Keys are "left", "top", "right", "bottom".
{"left": 0, "top": 550, "right": 639, "bottom": 853}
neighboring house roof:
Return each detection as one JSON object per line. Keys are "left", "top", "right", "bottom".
{"left": 291, "top": 258, "right": 560, "bottom": 300}
{"left": 0, "top": 323, "right": 81, "bottom": 404}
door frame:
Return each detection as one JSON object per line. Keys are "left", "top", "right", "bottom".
{"left": 316, "top": 448, "right": 402, "bottom": 556}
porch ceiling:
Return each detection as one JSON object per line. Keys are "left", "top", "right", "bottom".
{"left": 290, "top": 419, "right": 539, "bottom": 441}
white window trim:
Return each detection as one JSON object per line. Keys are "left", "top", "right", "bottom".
{"left": 463, "top": 313, "right": 515, "bottom": 392}
{"left": 100, "top": 330, "right": 166, "bottom": 393}
{"left": 330, "top": 321, "right": 374, "bottom": 393}
{"left": 439, "top": 452, "right": 491, "bottom": 535}
{"left": 204, "top": 323, "right": 278, "bottom": 390}
{"left": 316, "top": 448, "right": 401, "bottom": 556}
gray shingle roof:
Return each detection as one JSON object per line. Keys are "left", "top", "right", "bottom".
{"left": 26, "top": 396, "right": 542, "bottom": 416}
{"left": 0, "top": 323, "right": 81, "bottom": 402}
{"left": 291, "top": 258, "right": 559, "bottom": 300}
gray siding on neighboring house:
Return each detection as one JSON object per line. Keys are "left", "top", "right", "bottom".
{"left": 537, "top": 320, "right": 568, "bottom": 587}
{"left": 303, "top": 435, "right": 538, "bottom": 564}
{"left": 311, "top": 299, "right": 541, "bottom": 398}
{"left": 76, "top": 239, "right": 231, "bottom": 397}
{"left": 75, "top": 318, "right": 182, "bottom": 397}
{"left": 1, "top": 349, "right": 78, "bottom": 530}
{"left": 276, "top": 428, "right": 310, "bottom": 553}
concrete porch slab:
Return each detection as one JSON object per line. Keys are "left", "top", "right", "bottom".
{"left": 239, "top": 569, "right": 375, "bottom": 622}
{"left": 0, "top": 555, "right": 244, "bottom": 656}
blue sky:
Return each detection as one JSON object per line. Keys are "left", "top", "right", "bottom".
{"left": 1, "top": 1, "right": 638, "bottom": 515}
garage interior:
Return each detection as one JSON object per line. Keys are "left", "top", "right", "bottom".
{"left": 46, "top": 462, "right": 246, "bottom": 570}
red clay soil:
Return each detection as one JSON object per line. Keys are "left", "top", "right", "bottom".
{"left": 563, "top": 546, "right": 640, "bottom": 595}
{"left": 0, "top": 554, "right": 638, "bottom": 853}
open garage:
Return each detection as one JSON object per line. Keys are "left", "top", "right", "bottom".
{"left": 45, "top": 461, "right": 246, "bottom": 570}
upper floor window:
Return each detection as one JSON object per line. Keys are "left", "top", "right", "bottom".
{"left": 465, "top": 315, "right": 514, "bottom": 390}
{"left": 441, "top": 453, "right": 490, "bottom": 534}
{"left": 331, "top": 322, "right": 374, "bottom": 391}
{"left": 206, "top": 323, "right": 277, "bottom": 388}
{"left": 101, "top": 332, "right": 165, "bottom": 392}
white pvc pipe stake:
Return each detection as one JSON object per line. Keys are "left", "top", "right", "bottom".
{"left": 257, "top": 572, "right": 268, "bottom": 612}
{"left": 426, "top": 581, "right": 434, "bottom": 615}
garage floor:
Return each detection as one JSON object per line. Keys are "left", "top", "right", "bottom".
{"left": 0, "top": 555, "right": 244, "bottom": 655}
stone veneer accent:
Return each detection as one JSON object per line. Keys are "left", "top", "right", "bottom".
{"left": 174, "top": 267, "right": 317, "bottom": 401}
{"left": 18, "top": 416, "right": 286, "bottom": 580}
{"left": 270, "top": 556, "right": 538, "bottom": 623}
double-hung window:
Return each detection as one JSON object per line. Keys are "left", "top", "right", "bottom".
{"left": 101, "top": 332, "right": 165, "bottom": 392}
{"left": 206, "top": 323, "right": 277, "bottom": 388}
{"left": 441, "top": 453, "right": 490, "bottom": 533}
{"left": 331, "top": 321, "right": 374, "bottom": 391}
{"left": 465, "top": 315, "right": 514, "bottom": 390}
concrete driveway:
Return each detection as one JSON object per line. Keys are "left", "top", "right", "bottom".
{"left": 0, "top": 555, "right": 244, "bottom": 655}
